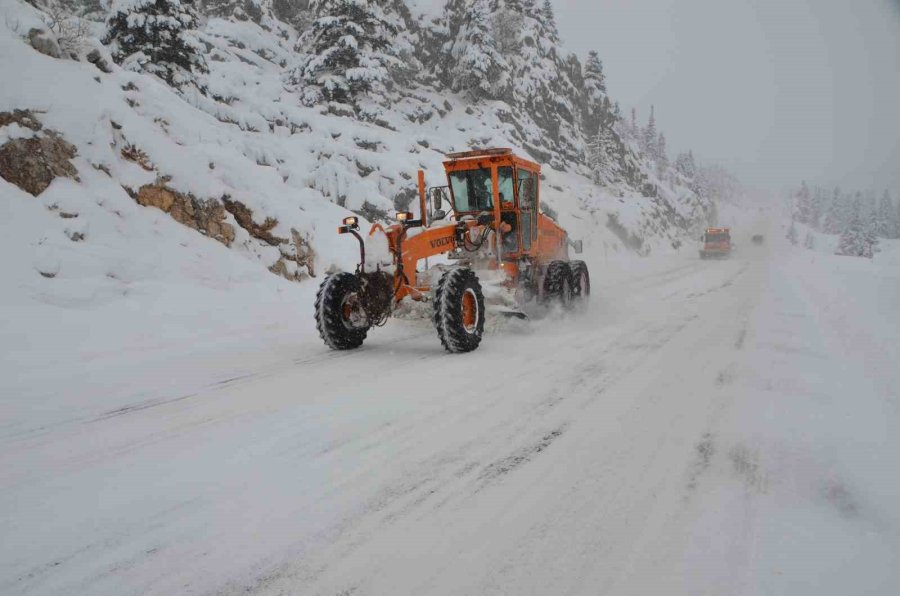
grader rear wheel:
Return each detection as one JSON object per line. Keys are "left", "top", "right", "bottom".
{"left": 433, "top": 268, "right": 485, "bottom": 353}
{"left": 569, "top": 260, "right": 590, "bottom": 306}
{"left": 543, "top": 260, "right": 573, "bottom": 308}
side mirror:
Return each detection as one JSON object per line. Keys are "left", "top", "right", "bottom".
{"left": 431, "top": 187, "right": 443, "bottom": 211}
{"left": 572, "top": 240, "right": 583, "bottom": 254}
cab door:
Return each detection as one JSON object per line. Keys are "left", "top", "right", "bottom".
{"left": 498, "top": 166, "right": 520, "bottom": 255}
{"left": 516, "top": 167, "right": 537, "bottom": 253}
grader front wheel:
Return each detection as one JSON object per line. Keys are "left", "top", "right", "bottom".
{"left": 315, "top": 272, "right": 369, "bottom": 350}
{"left": 433, "top": 268, "right": 486, "bottom": 353}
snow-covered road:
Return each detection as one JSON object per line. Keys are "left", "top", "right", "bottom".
{"left": 3, "top": 243, "right": 899, "bottom": 595}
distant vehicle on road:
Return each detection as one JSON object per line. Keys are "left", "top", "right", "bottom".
{"left": 752, "top": 234, "right": 764, "bottom": 245}
{"left": 700, "top": 227, "right": 732, "bottom": 259}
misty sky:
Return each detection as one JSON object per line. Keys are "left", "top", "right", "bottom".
{"left": 554, "top": 0, "right": 900, "bottom": 192}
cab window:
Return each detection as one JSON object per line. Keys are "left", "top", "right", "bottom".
{"left": 498, "top": 166, "right": 514, "bottom": 207}
{"left": 517, "top": 168, "right": 536, "bottom": 250}
{"left": 449, "top": 168, "right": 493, "bottom": 213}
{"left": 518, "top": 168, "right": 536, "bottom": 208}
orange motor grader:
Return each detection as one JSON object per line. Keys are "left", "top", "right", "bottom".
{"left": 315, "top": 148, "right": 589, "bottom": 353}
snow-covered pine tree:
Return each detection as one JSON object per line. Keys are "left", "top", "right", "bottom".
{"left": 835, "top": 195, "right": 876, "bottom": 258}
{"left": 563, "top": 52, "right": 586, "bottom": 124}
{"left": 793, "top": 181, "right": 814, "bottom": 225}
{"left": 489, "top": 1, "right": 523, "bottom": 56}
{"left": 675, "top": 150, "right": 696, "bottom": 178}
{"left": 810, "top": 185, "right": 826, "bottom": 230}
{"left": 581, "top": 50, "right": 607, "bottom": 137}
{"left": 288, "top": 0, "right": 406, "bottom": 113}
{"left": 497, "top": 0, "right": 580, "bottom": 163}
{"left": 200, "top": 0, "right": 243, "bottom": 18}
{"left": 447, "top": 0, "right": 508, "bottom": 100}
{"left": 104, "top": 0, "right": 208, "bottom": 91}
{"left": 822, "top": 187, "right": 844, "bottom": 234}
{"left": 656, "top": 132, "right": 668, "bottom": 172}
{"left": 271, "top": 0, "right": 313, "bottom": 26}
{"left": 804, "top": 231, "right": 815, "bottom": 249}
{"left": 786, "top": 218, "right": 798, "bottom": 245}
{"left": 876, "top": 189, "right": 894, "bottom": 238}
{"left": 894, "top": 192, "right": 900, "bottom": 238}
{"left": 641, "top": 105, "right": 657, "bottom": 159}
{"left": 540, "top": 0, "right": 559, "bottom": 47}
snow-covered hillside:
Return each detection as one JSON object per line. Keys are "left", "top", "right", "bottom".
{"left": 1, "top": 0, "right": 721, "bottom": 364}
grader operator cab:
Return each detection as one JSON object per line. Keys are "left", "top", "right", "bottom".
{"left": 315, "top": 148, "right": 589, "bottom": 353}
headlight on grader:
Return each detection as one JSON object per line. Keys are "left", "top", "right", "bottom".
{"left": 396, "top": 211, "right": 413, "bottom": 221}
{"left": 338, "top": 216, "right": 360, "bottom": 234}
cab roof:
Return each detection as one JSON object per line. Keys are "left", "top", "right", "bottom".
{"left": 443, "top": 147, "right": 540, "bottom": 173}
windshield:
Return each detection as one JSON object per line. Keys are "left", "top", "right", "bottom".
{"left": 449, "top": 168, "right": 493, "bottom": 212}
{"left": 706, "top": 233, "right": 729, "bottom": 243}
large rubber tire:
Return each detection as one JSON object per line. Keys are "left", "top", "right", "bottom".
{"left": 569, "top": 260, "right": 590, "bottom": 305}
{"left": 433, "top": 268, "right": 485, "bottom": 353}
{"left": 542, "top": 260, "right": 573, "bottom": 307}
{"left": 315, "top": 272, "right": 369, "bottom": 350}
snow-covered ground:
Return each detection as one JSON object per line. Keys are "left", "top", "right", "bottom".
{"left": 2, "top": 2, "right": 897, "bottom": 593}
{"left": 2, "top": 226, "right": 898, "bottom": 595}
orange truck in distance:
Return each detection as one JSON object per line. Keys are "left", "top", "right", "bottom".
{"left": 699, "top": 227, "right": 732, "bottom": 259}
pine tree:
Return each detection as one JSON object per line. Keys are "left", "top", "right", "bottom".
{"left": 104, "top": 0, "right": 208, "bottom": 90}
{"left": 288, "top": 0, "right": 405, "bottom": 110}
{"left": 810, "top": 186, "right": 826, "bottom": 230}
{"left": 541, "top": 0, "right": 559, "bottom": 47}
{"left": 581, "top": 50, "right": 607, "bottom": 137}
{"left": 675, "top": 150, "right": 696, "bottom": 178}
{"left": 502, "top": 0, "right": 579, "bottom": 153}
{"left": 822, "top": 187, "right": 844, "bottom": 234}
{"left": 587, "top": 123, "right": 618, "bottom": 184}
{"left": 894, "top": 193, "right": 900, "bottom": 238}
{"left": 489, "top": 1, "right": 523, "bottom": 57}
{"left": 201, "top": 0, "right": 244, "bottom": 18}
{"left": 804, "top": 231, "right": 815, "bottom": 249}
{"left": 656, "top": 132, "right": 668, "bottom": 171}
{"left": 447, "top": 0, "right": 508, "bottom": 100}
{"left": 836, "top": 195, "right": 877, "bottom": 258}
{"left": 793, "top": 181, "right": 814, "bottom": 225}
{"left": 876, "top": 189, "right": 894, "bottom": 238}
{"left": 786, "top": 219, "right": 799, "bottom": 245}
{"left": 642, "top": 105, "right": 657, "bottom": 159}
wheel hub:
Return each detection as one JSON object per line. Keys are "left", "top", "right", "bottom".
{"left": 462, "top": 288, "right": 479, "bottom": 334}
{"left": 340, "top": 293, "right": 367, "bottom": 329}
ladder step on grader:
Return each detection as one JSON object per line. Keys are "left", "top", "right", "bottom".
{"left": 314, "top": 148, "right": 590, "bottom": 353}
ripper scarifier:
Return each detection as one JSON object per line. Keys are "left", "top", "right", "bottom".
{"left": 315, "top": 149, "right": 590, "bottom": 353}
